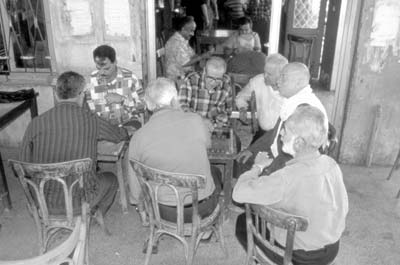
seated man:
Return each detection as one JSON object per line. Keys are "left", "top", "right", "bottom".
{"left": 233, "top": 105, "right": 349, "bottom": 265}
{"left": 178, "top": 56, "right": 233, "bottom": 125}
{"left": 236, "top": 62, "right": 328, "bottom": 174}
{"left": 128, "top": 77, "right": 221, "bottom": 223}
{"left": 165, "top": 16, "right": 212, "bottom": 81}
{"left": 235, "top": 53, "right": 287, "bottom": 142}
{"left": 86, "top": 44, "right": 142, "bottom": 125}
{"left": 20, "top": 71, "right": 128, "bottom": 227}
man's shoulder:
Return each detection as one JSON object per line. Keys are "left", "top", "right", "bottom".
{"left": 90, "top": 69, "right": 99, "bottom": 77}
{"left": 185, "top": 71, "right": 202, "bottom": 83}
{"left": 250, "top": 73, "right": 265, "bottom": 84}
{"left": 118, "top": 67, "right": 135, "bottom": 78}
{"left": 284, "top": 154, "right": 340, "bottom": 177}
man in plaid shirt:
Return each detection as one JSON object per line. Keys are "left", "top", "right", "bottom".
{"left": 86, "top": 45, "right": 141, "bottom": 125}
{"left": 178, "top": 56, "right": 233, "bottom": 123}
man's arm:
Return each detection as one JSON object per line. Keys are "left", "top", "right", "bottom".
{"left": 233, "top": 167, "right": 284, "bottom": 205}
{"left": 178, "top": 77, "right": 192, "bottom": 112}
{"left": 253, "top": 33, "right": 262, "bottom": 52}
{"left": 97, "top": 116, "right": 129, "bottom": 143}
{"left": 215, "top": 79, "right": 233, "bottom": 116}
{"left": 247, "top": 131, "right": 273, "bottom": 155}
{"left": 235, "top": 80, "right": 254, "bottom": 110}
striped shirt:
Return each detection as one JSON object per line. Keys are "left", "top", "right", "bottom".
{"left": 247, "top": 0, "right": 271, "bottom": 21}
{"left": 178, "top": 71, "right": 233, "bottom": 118}
{"left": 20, "top": 102, "right": 128, "bottom": 213}
{"left": 224, "top": 0, "right": 245, "bottom": 19}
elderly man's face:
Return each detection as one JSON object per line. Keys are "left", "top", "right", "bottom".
{"left": 277, "top": 68, "right": 299, "bottom": 98}
{"left": 95, "top": 57, "right": 117, "bottom": 81}
{"left": 204, "top": 67, "right": 224, "bottom": 90}
{"left": 264, "top": 64, "right": 281, "bottom": 90}
{"left": 181, "top": 22, "right": 196, "bottom": 40}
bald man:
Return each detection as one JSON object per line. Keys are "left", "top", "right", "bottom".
{"left": 236, "top": 62, "right": 328, "bottom": 175}
{"left": 178, "top": 56, "right": 233, "bottom": 123}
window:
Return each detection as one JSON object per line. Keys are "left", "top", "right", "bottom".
{"left": 0, "top": 0, "right": 51, "bottom": 74}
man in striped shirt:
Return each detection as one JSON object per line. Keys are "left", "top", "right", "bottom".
{"left": 20, "top": 71, "right": 128, "bottom": 225}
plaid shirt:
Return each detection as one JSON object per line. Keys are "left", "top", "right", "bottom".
{"left": 178, "top": 71, "right": 233, "bottom": 118}
{"left": 86, "top": 66, "right": 141, "bottom": 124}
{"left": 247, "top": 0, "right": 271, "bottom": 21}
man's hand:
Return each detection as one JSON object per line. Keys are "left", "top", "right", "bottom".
{"left": 235, "top": 149, "right": 253, "bottom": 164}
{"left": 105, "top": 93, "right": 125, "bottom": 104}
{"left": 202, "top": 118, "right": 215, "bottom": 133}
{"left": 239, "top": 108, "right": 248, "bottom": 125}
{"left": 254, "top": 152, "right": 273, "bottom": 168}
{"left": 207, "top": 108, "right": 218, "bottom": 120}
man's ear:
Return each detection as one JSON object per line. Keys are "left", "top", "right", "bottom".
{"left": 53, "top": 89, "right": 60, "bottom": 103}
{"left": 293, "top": 136, "right": 304, "bottom": 152}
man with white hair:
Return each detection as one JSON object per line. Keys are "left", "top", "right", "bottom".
{"left": 233, "top": 105, "right": 348, "bottom": 265}
{"left": 128, "top": 77, "right": 221, "bottom": 224}
{"left": 236, "top": 62, "right": 328, "bottom": 174}
{"left": 235, "top": 53, "right": 288, "bottom": 141}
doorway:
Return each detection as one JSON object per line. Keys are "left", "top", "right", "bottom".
{"left": 280, "top": 0, "right": 342, "bottom": 91}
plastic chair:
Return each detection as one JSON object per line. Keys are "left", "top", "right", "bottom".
{"left": 287, "top": 34, "right": 314, "bottom": 68}
{"left": 8, "top": 158, "right": 92, "bottom": 254}
{"left": 244, "top": 204, "right": 308, "bottom": 265}
{"left": 129, "top": 159, "right": 226, "bottom": 265}
{"left": 0, "top": 216, "right": 87, "bottom": 265}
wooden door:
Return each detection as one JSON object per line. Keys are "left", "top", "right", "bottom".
{"left": 284, "top": 0, "right": 328, "bottom": 79}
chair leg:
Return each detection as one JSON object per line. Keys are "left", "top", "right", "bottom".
{"left": 387, "top": 148, "right": 400, "bottom": 180}
{"left": 93, "top": 210, "right": 111, "bottom": 236}
{"left": 144, "top": 226, "right": 155, "bottom": 265}
{"left": 187, "top": 235, "right": 198, "bottom": 265}
{"left": 217, "top": 222, "right": 228, "bottom": 257}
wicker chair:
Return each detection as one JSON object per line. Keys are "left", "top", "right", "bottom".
{"left": 130, "top": 159, "right": 226, "bottom": 265}
{"left": 244, "top": 204, "right": 308, "bottom": 265}
{"left": 8, "top": 158, "right": 92, "bottom": 255}
{"left": 0, "top": 216, "right": 87, "bottom": 265}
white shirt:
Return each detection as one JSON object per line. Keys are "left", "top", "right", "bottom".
{"left": 233, "top": 152, "right": 348, "bottom": 251}
{"left": 235, "top": 74, "right": 284, "bottom": 131}
{"left": 165, "top": 32, "right": 195, "bottom": 80}
{"left": 270, "top": 85, "right": 329, "bottom": 157}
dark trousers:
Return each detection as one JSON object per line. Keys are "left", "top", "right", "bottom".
{"left": 235, "top": 213, "right": 339, "bottom": 265}
{"left": 158, "top": 166, "right": 222, "bottom": 223}
{"left": 90, "top": 171, "right": 118, "bottom": 216}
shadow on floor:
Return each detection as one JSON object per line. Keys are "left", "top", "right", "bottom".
{"left": 1, "top": 146, "right": 400, "bottom": 265}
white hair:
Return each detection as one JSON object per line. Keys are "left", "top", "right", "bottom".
{"left": 145, "top": 77, "right": 177, "bottom": 110}
{"left": 285, "top": 105, "right": 328, "bottom": 149}
{"left": 206, "top": 56, "right": 227, "bottom": 73}
{"left": 265, "top": 53, "right": 288, "bottom": 71}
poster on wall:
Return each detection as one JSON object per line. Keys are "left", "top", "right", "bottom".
{"left": 63, "top": 0, "right": 93, "bottom": 36}
{"left": 365, "top": 0, "right": 400, "bottom": 72}
{"left": 104, "top": 0, "right": 131, "bottom": 37}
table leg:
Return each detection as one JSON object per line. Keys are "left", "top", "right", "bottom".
{"left": 0, "top": 151, "right": 12, "bottom": 210}
{"left": 223, "top": 160, "right": 233, "bottom": 210}
{"left": 387, "top": 148, "right": 400, "bottom": 181}
{"left": 116, "top": 158, "right": 128, "bottom": 213}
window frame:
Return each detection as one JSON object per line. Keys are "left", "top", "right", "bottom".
{"left": 0, "top": 0, "right": 57, "bottom": 79}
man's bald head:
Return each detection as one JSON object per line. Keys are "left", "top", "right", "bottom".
{"left": 277, "top": 62, "right": 310, "bottom": 98}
